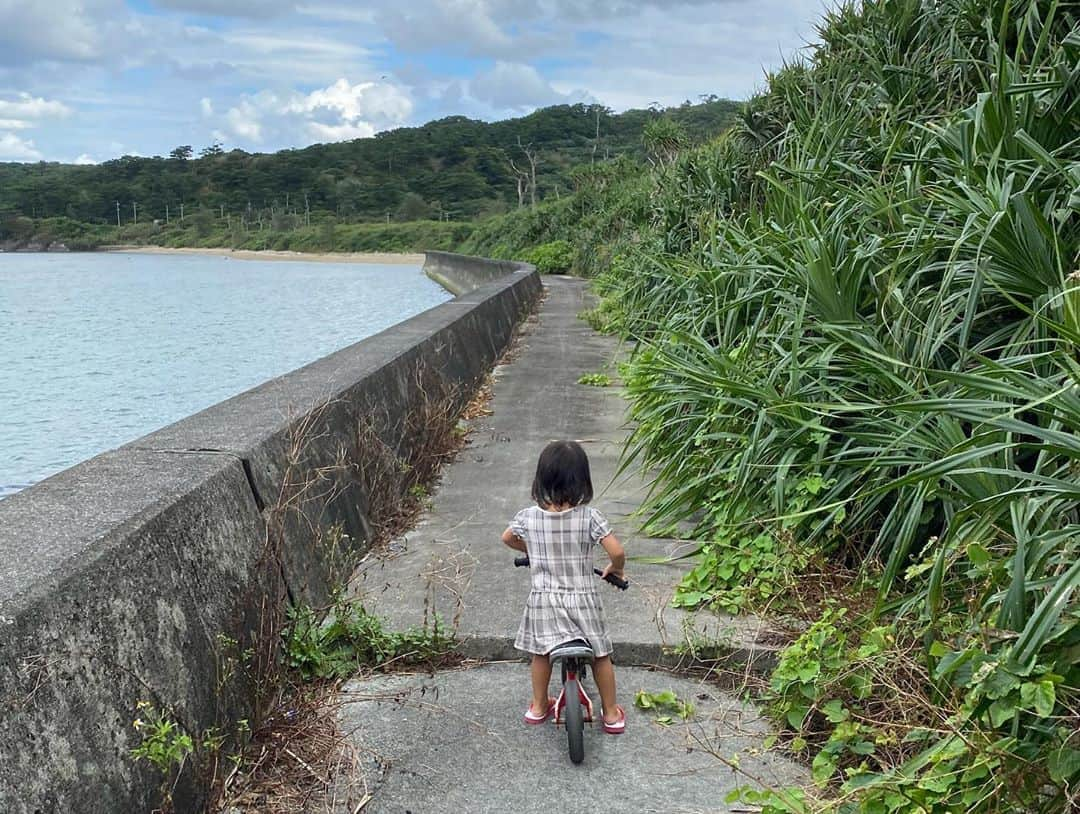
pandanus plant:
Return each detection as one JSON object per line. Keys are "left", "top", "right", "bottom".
{"left": 611, "top": 0, "right": 1080, "bottom": 808}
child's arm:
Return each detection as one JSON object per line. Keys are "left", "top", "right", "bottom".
{"left": 501, "top": 527, "right": 527, "bottom": 553}
{"left": 598, "top": 533, "right": 626, "bottom": 579}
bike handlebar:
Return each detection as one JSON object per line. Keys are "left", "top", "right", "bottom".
{"left": 514, "top": 555, "right": 629, "bottom": 591}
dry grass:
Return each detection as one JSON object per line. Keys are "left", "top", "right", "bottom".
{"left": 214, "top": 679, "right": 365, "bottom": 813}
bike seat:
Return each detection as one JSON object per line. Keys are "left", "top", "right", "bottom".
{"left": 548, "top": 639, "right": 595, "bottom": 662}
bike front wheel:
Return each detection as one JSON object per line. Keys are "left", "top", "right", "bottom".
{"left": 564, "top": 677, "right": 585, "bottom": 764}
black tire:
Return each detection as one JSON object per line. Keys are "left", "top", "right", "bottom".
{"left": 564, "top": 677, "right": 585, "bottom": 764}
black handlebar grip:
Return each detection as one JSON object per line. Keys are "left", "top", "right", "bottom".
{"left": 515, "top": 555, "right": 626, "bottom": 590}
{"left": 593, "top": 567, "right": 629, "bottom": 591}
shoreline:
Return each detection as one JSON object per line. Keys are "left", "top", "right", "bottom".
{"left": 100, "top": 245, "right": 426, "bottom": 265}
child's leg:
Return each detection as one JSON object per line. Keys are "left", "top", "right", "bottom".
{"left": 530, "top": 654, "right": 553, "bottom": 713}
{"left": 593, "top": 655, "right": 620, "bottom": 722}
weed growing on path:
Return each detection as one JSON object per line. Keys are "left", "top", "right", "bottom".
{"left": 283, "top": 599, "right": 455, "bottom": 681}
{"left": 577, "top": 372, "right": 612, "bottom": 387}
{"left": 634, "top": 689, "right": 695, "bottom": 724}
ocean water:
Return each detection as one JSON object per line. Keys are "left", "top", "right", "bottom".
{"left": 0, "top": 252, "right": 451, "bottom": 498}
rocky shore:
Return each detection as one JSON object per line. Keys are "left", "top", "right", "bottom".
{"left": 0, "top": 239, "right": 71, "bottom": 252}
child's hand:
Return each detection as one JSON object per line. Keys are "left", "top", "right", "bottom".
{"left": 501, "top": 527, "right": 527, "bottom": 552}
{"left": 600, "top": 563, "right": 625, "bottom": 581}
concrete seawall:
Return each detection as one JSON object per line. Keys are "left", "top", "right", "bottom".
{"left": 423, "top": 250, "right": 525, "bottom": 296}
{"left": 0, "top": 253, "right": 540, "bottom": 813}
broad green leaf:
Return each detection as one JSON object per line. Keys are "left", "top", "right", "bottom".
{"left": 811, "top": 750, "right": 838, "bottom": 785}
{"left": 786, "top": 705, "right": 810, "bottom": 729}
{"left": 966, "top": 542, "right": 991, "bottom": 567}
{"left": 1048, "top": 747, "right": 1080, "bottom": 783}
{"left": 1019, "top": 679, "right": 1055, "bottom": 717}
{"left": 988, "top": 699, "right": 1017, "bottom": 728}
{"left": 821, "top": 699, "right": 849, "bottom": 723}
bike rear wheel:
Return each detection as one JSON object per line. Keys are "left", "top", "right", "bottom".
{"left": 564, "top": 676, "right": 585, "bottom": 764}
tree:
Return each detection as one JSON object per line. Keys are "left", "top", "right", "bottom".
{"left": 509, "top": 138, "right": 540, "bottom": 207}
{"left": 319, "top": 215, "right": 336, "bottom": 249}
{"left": 589, "top": 104, "right": 606, "bottom": 165}
{"left": 192, "top": 207, "right": 214, "bottom": 237}
{"left": 396, "top": 192, "right": 434, "bottom": 221}
{"left": 0, "top": 98, "right": 740, "bottom": 225}
{"left": 642, "top": 118, "right": 687, "bottom": 167}
{"left": 519, "top": 138, "right": 539, "bottom": 207}
{"left": 507, "top": 153, "right": 529, "bottom": 208}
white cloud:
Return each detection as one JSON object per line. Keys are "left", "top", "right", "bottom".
{"left": 0, "top": 132, "right": 43, "bottom": 161}
{"left": 551, "top": 1, "right": 825, "bottom": 108}
{"left": 225, "top": 100, "right": 263, "bottom": 141}
{"left": 149, "top": 0, "right": 299, "bottom": 17}
{"left": 296, "top": 4, "right": 377, "bottom": 23}
{"left": 0, "top": 0, "right": 125, "bottom": 66}
{"left": 73, "top": 153, "right": 98, "bottom": 164}
{"left": 222, "top": 30, "right": 361, "bottom": 59}
{"left": 284, "top": 78, "right": 412, "bottom": 124}
{"left": 377, "top": 1, "right": 513, "bottom": 57}
{"left": 374, "top": 0, "right": 725, "bottom": 60}
{"left": 200, "top": 97, "right": 214, "bottom": 116}
{"left": 211, "top": 26, "right": 375, "bottom": 83}
{"left": 0, "top": 93, "right": 73, "bottom": 162}
{"left": 221, "top": 79, "right": 412, "bottom": 148}
{"left": 0, "top": 93, "right": 73, "bottom": 120}
{"left": 307, "top": 121, "right": 374, "bottom": 141}
{"left": 469, "top": 61, "right": 589, "bottom": 111}
{"left": 374, "top": 0, "right": 827, "bottom": 124}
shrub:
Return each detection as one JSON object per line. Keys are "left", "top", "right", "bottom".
{"left": 526, "top": 239, "right": 574, "bottom": 274}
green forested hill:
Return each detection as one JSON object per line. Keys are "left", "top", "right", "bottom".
{"left": 0, "top": 99, "right": 737, "bottom": 228}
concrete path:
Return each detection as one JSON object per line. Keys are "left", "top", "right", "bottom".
{"left": 348, "top": 277, "right": 772, "bottom": 668}
{"left": 336, "top": 277, "right": 805, "bottom": 811}
{"left": 337, "top": 664, "right": 803, "bottom": 814}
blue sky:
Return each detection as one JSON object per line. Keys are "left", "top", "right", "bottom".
{"left": 0, "top": 0, "right": 829, "bottom": 163}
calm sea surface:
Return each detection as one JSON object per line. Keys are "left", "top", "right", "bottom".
{"left": 0, "top": 252, "right": 450, "bottom": 498}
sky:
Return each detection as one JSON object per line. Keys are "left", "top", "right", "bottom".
{"left": 0, "top": 0, "right": 829, "bottom": 164}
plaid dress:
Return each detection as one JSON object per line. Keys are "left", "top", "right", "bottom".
{"left": 511, "top": 505, "right": 614, "bottom": 657}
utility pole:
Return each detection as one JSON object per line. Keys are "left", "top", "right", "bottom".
{"left": 304, "top": 191, "right": 310, "bottom": 228}
{"left": 220, "top": 204, "right": 224, "bottom": 219}
{"left": 132, "top": 201, "right": 138, "bottom": 225}
{"left": 165, "top": 203, "right": 170, "bottom": 225}
{"left": 115, "top": 200, "right": 121, "bottom": 227}
{"left": 180, "top": 202, "right": 185, "bottom": 222}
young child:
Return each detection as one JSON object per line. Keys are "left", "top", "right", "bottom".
{"left": 501, "top": 440, "right": 627, "bottom": 734}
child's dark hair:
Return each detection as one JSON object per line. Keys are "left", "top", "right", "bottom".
{"left": 531, "top": 440, "right": 594, "bottom": 508}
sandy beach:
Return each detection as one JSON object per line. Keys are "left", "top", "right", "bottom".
{"left": 102, "top": 245, "right": 426, "bottom": 265}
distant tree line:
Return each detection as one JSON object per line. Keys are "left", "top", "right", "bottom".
{"left": 0, "top": 99, "right": 739, "bottom": 229}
